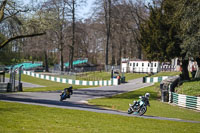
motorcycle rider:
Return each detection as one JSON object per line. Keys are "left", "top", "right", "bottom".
{"left": 133, "top": 93, "right": 150, "bottom": 108}
{"left": 143, "top": 93, "right": 150, "bottom": 106}
{"left": 61, "top": 86, "right": 73, "bottom": 98}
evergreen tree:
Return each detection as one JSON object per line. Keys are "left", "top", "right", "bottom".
{"left": 178, "top": 0, "right": 200, "bottom": 66}
{"left": 139, "top": 0, "right": 191, "bottom": 80}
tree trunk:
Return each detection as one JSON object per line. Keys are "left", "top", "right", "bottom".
{"left": 195, "top": 57, "right": 200, "bottom": 78}
{"left": 104, "top": 0, "right": 111, "bottom": 71}
{"left": 117, "top": 43, "right": 122, "bottom": 66}
{"left": 70, "top": 0, "right": 75, "bottom": 71}
{"left": 60, "top": 48, "right": 64, "bottom": 71}
{"left": 181, "top": 59, "right": 190, "bottom": 80}
{"left": 111, "top": 42, "right": 115, "bottom": 65}
{"left": 0, "top": 0, "right": 7, "bottom": 23}
{"left": 138, "top": 45, "right": 142, "bottom": 59}
{"left": 44, "top": 50, "right": 49, "bottom": 72}
{"left": 196, "top": 57, "right": 200, "bottom": 67}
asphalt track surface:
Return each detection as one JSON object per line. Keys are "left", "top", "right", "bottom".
{"left": 0, "top": 78, "right": 199, "bottom": 123}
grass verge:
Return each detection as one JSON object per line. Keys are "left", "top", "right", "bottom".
{"left": 0, "top": 101, "right": 199, "bottom": 133}
{"left": 89, "top": 83, "right": 200, "bottom": 121}
{"left": 176, "top": 78, "right": 200, "bottom": 96}
{"left": 6, "top": 74, "right": 93, "bottom": 92}
{"left": 151, "top": 72, "right": 181, "bottom": 77}
{"left": 46, "top": 71, "right": 147, "bottom": 81}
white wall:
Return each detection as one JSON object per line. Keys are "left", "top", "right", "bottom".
{"left": 121, "top": 62, "right": 128, "bottom": 72}
{"left": 123, "top": 60, "right": 160, "bottom": 73}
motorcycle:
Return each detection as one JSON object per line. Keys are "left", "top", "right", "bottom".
{"left": 60, "top": 86, "right": 73, "bottom": 101}
{"left": 128, "top": 93, "right": 150, "bottom": 116}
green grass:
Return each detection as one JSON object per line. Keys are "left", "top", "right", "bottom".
{"left": 76, "top": 71, "right": 111, "bottom": 81}
{"left": 49, "top": 71, "right": 111, "bottom": 81}
{"left": 0, "top": 101, "right": 199, "bottom": 133}
{"left": 176, "top": 79, "right": 200, "bottom": 96}
{"left": 151, "top": 72, "right": 181, "bottom": 77}
{"left": 6, "top": 74, "right": 92, "bottom": 92}
{"left": 89, "top": 83, "right": 200, "bottom": 121}
{"left": 124, "top": 73, "right": 147, "bottom": 81}
{"left": 53, "top": 71, "right": 147, "bottom": 81}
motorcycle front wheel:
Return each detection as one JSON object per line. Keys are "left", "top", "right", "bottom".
{"left": 138, "top": 106, "right": 147, "bottom": 116}
{"left": 128, "top": 108, "right": 133, "bottom": 114}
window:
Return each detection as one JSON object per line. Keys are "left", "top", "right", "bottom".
{"left": 151, "top": 63, "right": 153, "bottom": 67}
{"left": 154, "top": 63, "right": 157, "bottom": 67}
{"left": 136, "top": 63, "right": 138, "bottom": 66}
{"left": 133, "top": 63, "right": 135, "bottom": 67}
{"left": 148, "top": 63, "right": 150, "bottom": 67}
{"left": 142, "top": 63, "right": 144, "bottom": 67}
{"left": 130, "top": 63, "right": 132, "bottom": 66}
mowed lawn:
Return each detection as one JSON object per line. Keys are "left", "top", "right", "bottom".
{"left": 0, "top": 101, "right": 199, "bottom": 133}
{"left": 89, "top": 83, "right": 200, "bottom": 122}
{"left": 5, "top": 74, "right": 92, "bottom": 92}
{"left": 54, "top": 71, "right": 147, "bottom": 81}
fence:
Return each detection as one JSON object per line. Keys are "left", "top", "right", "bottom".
{"left": 23, "top": 71, "right": 119, "bottom": 86}
{"left": 161, "top": 66, "right": 177, "bottom": 72}
{"left": 131, "top": 67, "right": 160, "bottom": 73}
{"left": 143, "top": 76, "right": 170, "bottom": 83}
{"left": 170, "top": 92, "right": 200, "bottom": 111}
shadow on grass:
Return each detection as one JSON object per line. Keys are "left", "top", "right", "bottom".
{"left": 110, "top": 91, "right": 158, "bottom": 100}
{"left": 110, "top": 84, "right": 160, "bottom": 100}
{"left": 182, "top": 78, "right": 200, "bottom": 83}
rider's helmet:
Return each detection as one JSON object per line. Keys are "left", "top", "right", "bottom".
{"left": 145, "top": 93, "right": 150, "bottom": 99}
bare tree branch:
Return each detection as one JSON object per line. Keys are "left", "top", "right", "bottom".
{"left": 0, "top": 32, "right": 46, "bottom": 49}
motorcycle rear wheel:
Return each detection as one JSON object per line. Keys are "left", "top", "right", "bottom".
{"left": 60, "top": 98, "right": 63, "bottom": 101}
{"left": 128, "top": 108, "right": 133, "bottom": 114}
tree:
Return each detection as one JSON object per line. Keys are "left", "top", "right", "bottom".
{"left": 69, "top": 0, "right": 75, "bottom": 71}
{"left": 41, "top": 0, "right": 71, "bottom": 71}
{"left": 178, "top": 0, "right": 200, "bottom": 66}
{"left": 138, "top": 0, "right": 191, "bottom": 80}
{"left": 0, "top": 0, "right": 45, "bottom": 50}
{"left": 103, "top": 0, "right": 112, "bottom": 70}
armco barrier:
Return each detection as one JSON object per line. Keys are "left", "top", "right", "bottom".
{"left": 23, "top": 71, "right": 118, "bottom": 86}
{"left": 143, "top": 76, "right": 170, "bottom": 83}
{"left": 170, "top": 92, "right": 200, "bottom": 111}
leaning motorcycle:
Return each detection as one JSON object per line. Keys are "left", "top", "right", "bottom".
{"left": 127, "top": 93, "right": 150, "bottom": 116}
{"left": 60, "top": 86, "right": 73, "bottom": 101}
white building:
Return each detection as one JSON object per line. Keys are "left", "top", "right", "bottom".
{"left": 121, "top": 60, "right": 161, "bottom": 73}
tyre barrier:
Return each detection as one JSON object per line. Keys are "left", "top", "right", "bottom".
{"left": 170, "top": 92, "right": 200, "bottom": 111}
{"left": 23, "top": 71, "right": 119, "bottom": 86}
{"left": 143, "top": 76, "right": 170, "bottom": 83}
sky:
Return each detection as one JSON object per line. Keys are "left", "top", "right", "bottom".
{"left": 22, "top": 0, "right": 152, "bottom": 19}
{"left": 78, "top": 0, "right": 94, "bottom": 19}
{"left": 23, "top": 0, "right": 95, "bottom": 19}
